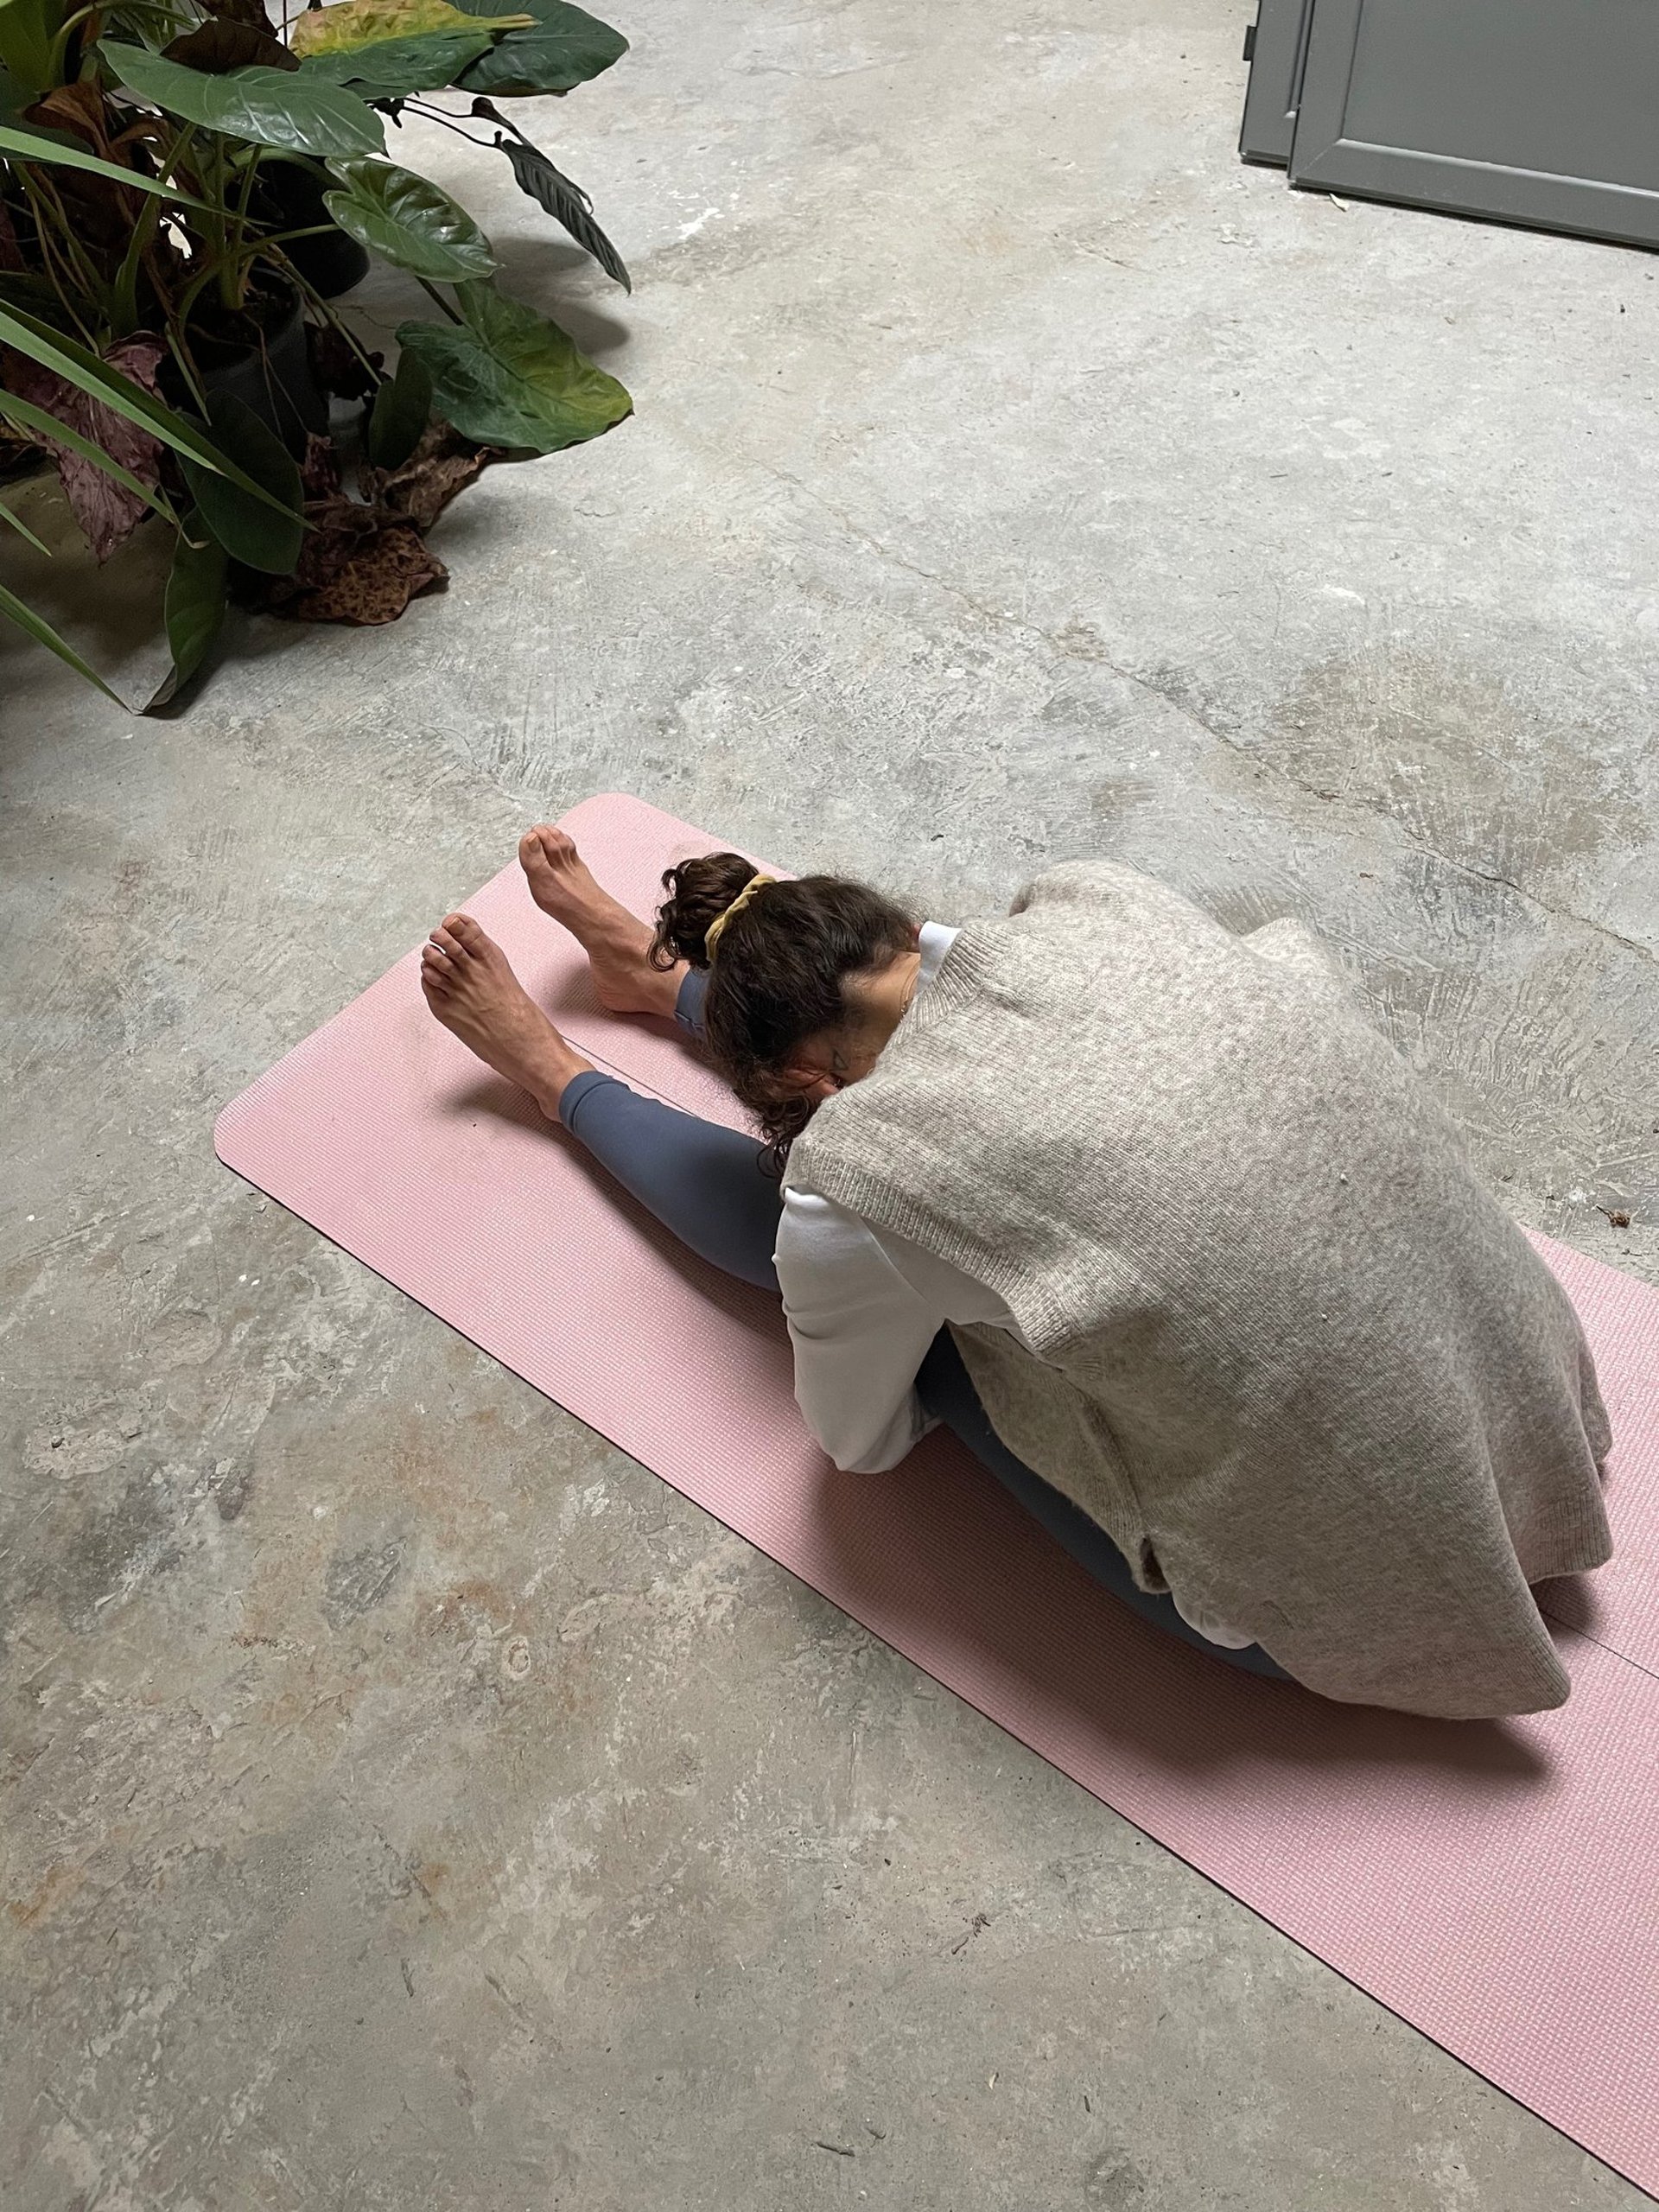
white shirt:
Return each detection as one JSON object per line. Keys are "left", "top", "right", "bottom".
{"left": 772, "top": 922, "right": 1254, "bottom": 1652}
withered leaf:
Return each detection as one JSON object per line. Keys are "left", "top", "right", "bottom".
{"left": 10, "top": 334, "right": 167, "bottom": 563}
{"left": 163, "top": 18, "right": 300, "bottom": 71}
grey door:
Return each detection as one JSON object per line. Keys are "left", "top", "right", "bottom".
{"left": 1287, "top": 0, "right": 1659, "bottom": 250}
{"left": 1238, "top": 0, "right": 1314, "bottom": 168}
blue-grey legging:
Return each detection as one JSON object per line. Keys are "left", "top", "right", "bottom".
{"left": 556, "top": 971, "right": 1289, "bottom": 1681}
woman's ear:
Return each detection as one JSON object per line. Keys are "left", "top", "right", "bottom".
{"left": 791, "top": 1071, "right": 842, "bottom": 1104}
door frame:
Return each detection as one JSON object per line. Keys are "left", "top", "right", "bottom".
{"left": 1238, "top": 0, "right": 1316, "bottom": 167}
{"left": 1287, "top": 0, "right": 1659, "bottom": 249}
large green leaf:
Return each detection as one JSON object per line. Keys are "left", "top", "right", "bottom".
{"left": 323, "top": 158, "right": 496, "bottom": 282}
{"left": 396, "top": 281, "right": 629, "bottom": 454}
{"left": 298, "top": 30, "right": 491, "bottom": 96}
{"left": 365, "top": 346, "right": 433, "bottom": 470}
{"left": 0, "top": 577, "right": 121, "bottom": 699}
{"left": 0, "top": 120, "right": 219, "bottom": 212}
{"left": 180, "top": 391, "right": 304, "bottom": 574}
{"left": 0, "top": 387, "right": 177, "bottom": 527}
{"left": 0, "top": 302, "right": 301, "bottom": 517}
{"left": 161, "top": 507, "right": 229, "bottom": 698}
{"left": 455, "top": 0, "right": 626, "bottom": 97}
{"left": 100, "top": 42, "right": 385, "bottom": 156}
{"left": 492, "top": 130, "right": 627, "bottom": 289}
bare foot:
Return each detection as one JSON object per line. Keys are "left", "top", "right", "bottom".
{"left": 518, "top": 823, "right": 683, "bottom": 1019}
{"left": 421, "top": 912, "right": 593, "bottom": 1117}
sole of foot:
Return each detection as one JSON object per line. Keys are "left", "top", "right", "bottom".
{"left": 518, "top": 823, "right": 683, "bottom": 1018}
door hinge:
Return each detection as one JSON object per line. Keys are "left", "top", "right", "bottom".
{"left": 1243, "top": 21, "right": 1257, "bottom": 60}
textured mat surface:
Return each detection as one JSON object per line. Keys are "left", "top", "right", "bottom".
{"left": 216, "top": 794, "right": 1659, "bottom": 2196}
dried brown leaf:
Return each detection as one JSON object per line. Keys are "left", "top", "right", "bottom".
{"left": 163, "top": 18, "right": 299, "bottom": 70}
{"left": 10, "top": 334, "right": 167, "bottom": 563}
{"left": 200, "top": 0, "right": 280, "bottom": 32}
{"left": 23, "top": 80, "right": 115, "bottom": 152}
{"left": 268, "top": 511, "right": 446, "bottom": 623}
{"left": 360, "top": 416, "right": 505, "bottom": 532}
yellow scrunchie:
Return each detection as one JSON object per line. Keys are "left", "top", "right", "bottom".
{"left": 703, "top": 873, "right": 776, "bottom": 960}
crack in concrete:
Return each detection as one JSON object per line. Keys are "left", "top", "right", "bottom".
{"left": 766, "top": 465, "right": 1657, "bottom": 970}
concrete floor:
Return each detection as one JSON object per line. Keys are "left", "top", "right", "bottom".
{"left": 5, "top": 0, "right": 1658, "bottom": 2203}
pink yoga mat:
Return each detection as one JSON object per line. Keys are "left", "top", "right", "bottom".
{"left": 216, "top": 794, "right": 1659, "bottom": 2195}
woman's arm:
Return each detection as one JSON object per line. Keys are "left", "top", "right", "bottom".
{"left": 774, "top": 1189, "right": 944, "bottom": 1472}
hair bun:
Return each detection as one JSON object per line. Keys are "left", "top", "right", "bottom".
{"left": 650, "top": 853, "right": 764, "bottom": 971}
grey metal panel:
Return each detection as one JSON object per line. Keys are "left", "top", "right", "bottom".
{"left": 1238, "top": 0, "right": 1315, "bottom": 168}
{"left": 1288, "top": 0, "right": 1659, "bottom": 251}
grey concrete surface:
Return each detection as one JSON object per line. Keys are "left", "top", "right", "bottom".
{"left": 4, "top": 0, "right": 1657, "bottom": 2204}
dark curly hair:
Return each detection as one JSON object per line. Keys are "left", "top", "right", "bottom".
{"left": 651, "top": 853, "right": 917, "bottom": 1160}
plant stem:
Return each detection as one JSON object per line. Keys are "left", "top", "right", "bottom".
{"left": 264, "top": 244, "right": 385, "bottom": 377}
{"left": 111, "top": 123, "right": 199, "bottom": 338}
{"left": 403, "top": 100, "right": 498, "bottom": 149}
{"left": 415, "top": 276, "right": 463, "bottom": 324}
{"left": 164, "top": 311, "right": 208, "bottom": 411}
{"left": 16, "top": 177, "right": 102, "bottom": 346}
{"left": 21, "top": 171, "right": 110, "bottom": 323}
{"left": 225, "top": 147, "right": 264, "bottom": 308}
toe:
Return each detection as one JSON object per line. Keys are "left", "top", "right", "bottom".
{"left": 448, "top": 912, "right": 491, "bottom": 955}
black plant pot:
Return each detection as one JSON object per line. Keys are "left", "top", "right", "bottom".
{"left": 193, "top": 285, "right": 327, "bottom": 458}
{"left": 255, "top": 159, "right": 372, "bottom": 300}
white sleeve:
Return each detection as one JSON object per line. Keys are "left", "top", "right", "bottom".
{"left": 774, "top": 1188, "right": 944, "bottom": 1473}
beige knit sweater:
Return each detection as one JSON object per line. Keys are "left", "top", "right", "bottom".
{"left": 790, "top": 861, "right": 1613, "bottom": 1718}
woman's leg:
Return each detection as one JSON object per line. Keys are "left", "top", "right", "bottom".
{"left": 560, "top": 1079, "right": 783, "bottom": 1292}
{"left": 556, "top": 969, "right": 785, "bottom": 1290}
{"left": 915, "top": 1332, "right": 1292, "bottom": 1681}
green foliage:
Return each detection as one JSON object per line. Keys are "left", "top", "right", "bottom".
{"left": 3, "top": 0, "right": 634, "bottom": 702}
{"left": 0, "top": 301, "right": 298, "bottom": 514}
{"left": 397, "top": 280, "right": 630, "bottom": 454}
{"left": 324, "top": 158, "right": 497, "bottom": 282}
{"left": 179, "top": 391, "right": 305, "bottom": 574}
{"left": 0, "top": 0, "right": 58, "bottom": 99}
{"left": 366, "top": 348, "right": 435, "bottom": 470}
{"left": 455, "top": 0, "right": 626, "bottom": 97}
{"left": 0, "top": 121, "right": 217, "bottom": 209}
{"left": 101, "top": 44, "right": 386, "bottom": 157}
{"left": 298, "top": 31, "right": 491, "bottom": 97}
{"left": 0, "top": 575, "right": 121, "bottom": 697}
{"left": 162, "top": 511, "right": 230, "bottom": 699}
{"left": 0, "top": 387, "right": 178, "bottom": 524}
{"left": 493, "top": 131, "right": 627, "bottom": 290}
{"left": 0, "top": 492, "right": 51, "bottom": 551}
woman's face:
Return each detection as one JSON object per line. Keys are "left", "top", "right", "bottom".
{"left": 768, "top": 1027, "right": 870, "bottom": 1109}
{"left": 770, "top": 947, "right": 922, "bottom": 1106}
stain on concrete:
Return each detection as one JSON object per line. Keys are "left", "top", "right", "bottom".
{"left": 321, "top": 1536, "right": 406, "bottom": 1628}
{"left": 56, "top": 1467, "right": 183, "bottom": 1625}
{"left": 1261, "top": 637, "right": 1647, "bottom": 895}
{"left": 1086, "top": 2152, "right": 1149, "bottom": 2209}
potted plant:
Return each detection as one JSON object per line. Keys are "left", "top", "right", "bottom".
{"left": 0, "top": 0, "right": 634, "bottom": 705}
